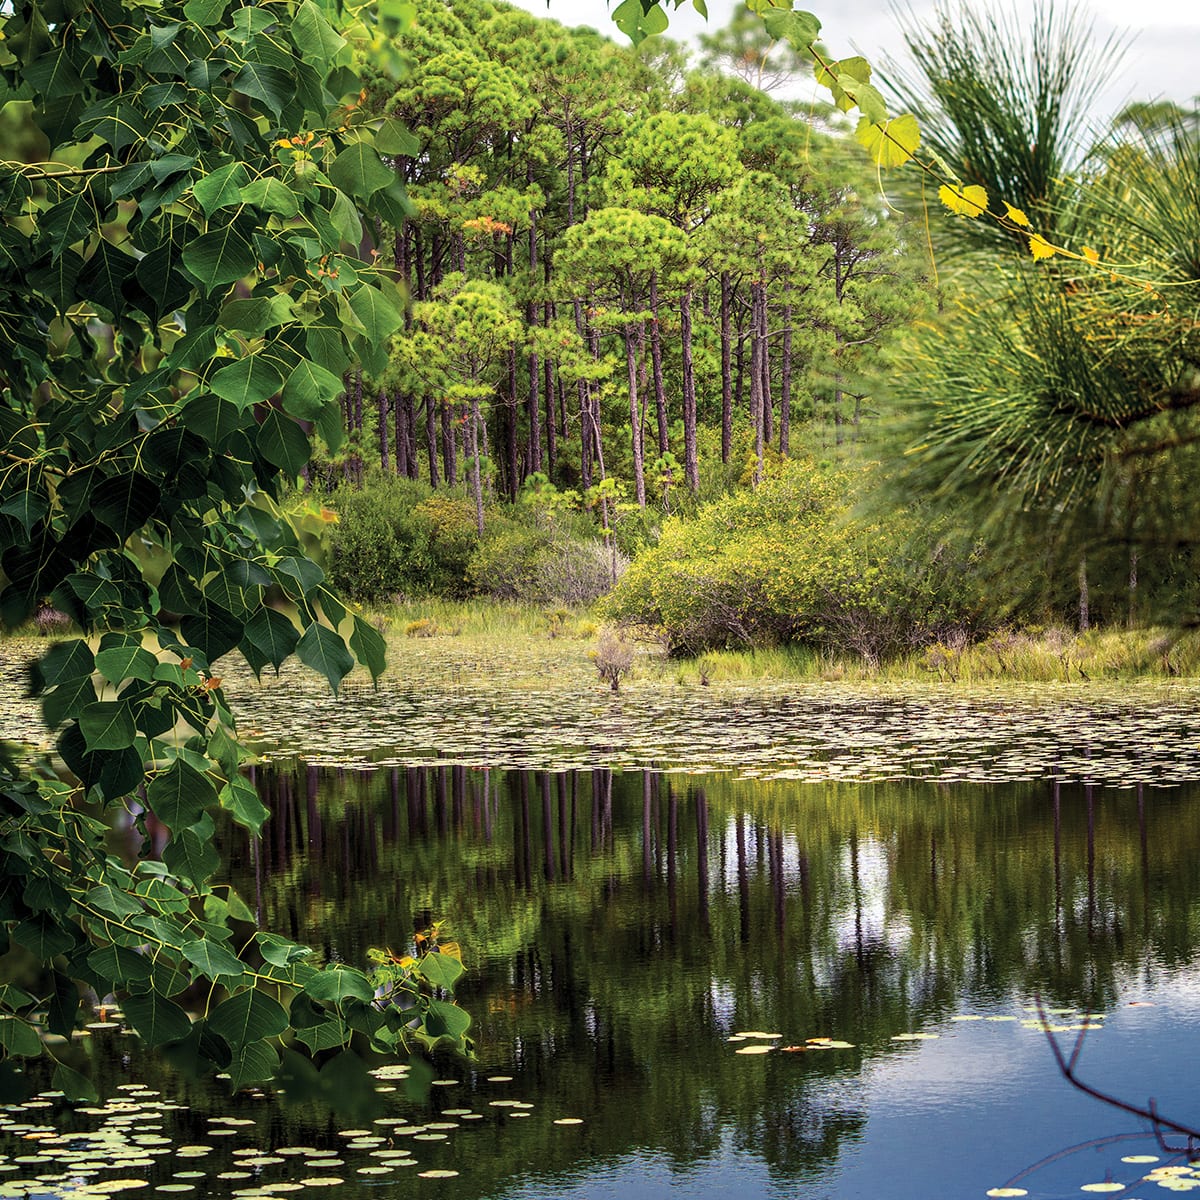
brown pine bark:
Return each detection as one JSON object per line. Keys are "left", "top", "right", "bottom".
{"left": 780, "top": 298, "right": 792, "bottom": 457}
{"left": 759, "top": 287, "right": 772, "bottom": 448}
{"left": 377, "top": 390, "right": 390, "bottom": 473}
{"left": 649, "top": 271, "right": 668, "bottom": 456}
{"left": 394, "top": 390, "right": 406, "bottom": 475}
{"left": 527, "top": 204, "right": 542, "bottom": 476}
{"left": 403, "top": 393, "right": 418, "bottom": 479}
{"left": 680, "top": 286, "right": 698, "bottom": 492}
{"left": 720, "top": 272, "right": 732, "bottom": 465}
{"left": 412, "top": 224, "right": 426, "bottom": 301}
{"left": 505, "top": 375, "right": 519, "bottom": 499}
{"left": 441, "top": 399, "right": 457, "bottom": 485}
{"left": 749, "top": 281, "right": 765, "bottom": 485}
{"left": 425, "top": 397, "right": 440, "bottom": 488}
{"left": 544, "top": 353, "right": 557, "bottom": 479}
{"left": 625, "top": 322, "right": 646, "bottom": 508}
{"left": 468, "top": 395, "right": 484, "bottom": 535}
{"left": 574, "top": 297, "right": 593, "bottom": 489}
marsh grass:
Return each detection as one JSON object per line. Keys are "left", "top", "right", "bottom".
{"left": 6, "top": 603, "right": 1199, "bottom": 740}
{"left": 866, "top": 626, "right": 1200, "bottom": 685}
{"left": 369, "top": 598, "right": 598, "bottom": 642}
{"left": 646, "top": 626, "right": 1200, "bottom": 687}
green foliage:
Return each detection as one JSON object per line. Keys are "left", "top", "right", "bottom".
{"left": 0, "top": 0, "right": 469, "bottom": 1099}
{"left": 884, "top": 113, "right": 1200, "bottom": 616}
{"left": 868, "top": 2, "right": 1200, "bottom": 630}
{"left": 882, "top": 0, "right": 1123, "bottom": 251}
{"left": 327, "top": 475, "right": 480, "bottom": 601}
{"left": 467, "top": 511, "right": 624, "bottom": 606}
{"left": 604, "top": 461, "right": 985, "bottom": 661}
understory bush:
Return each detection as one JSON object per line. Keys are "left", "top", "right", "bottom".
{"left": 603, "top": 460, "right": 987, "bottom": 661}
{"left": 467, "top": 510, "right": 627, "bottom": 605}
{"left": 327, "top": 474, "right": 479, "bottom": 600}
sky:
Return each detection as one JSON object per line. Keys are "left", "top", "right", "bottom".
{"left": 503, "top": 0, "right": 1200, "bottom": 120}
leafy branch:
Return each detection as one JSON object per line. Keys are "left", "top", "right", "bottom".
{"left": 0, "top": 0, "right": 466, "bottom": 1101}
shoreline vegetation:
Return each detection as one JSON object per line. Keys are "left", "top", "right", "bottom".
{"left": 4, "top": 0, "right": 1199, "bottom": 1125}
{"left": 7, "top": 599, "right": 1200, "bottom": 703}
{"left": 372, "top": 599, "right": 1200, "bottom": 687}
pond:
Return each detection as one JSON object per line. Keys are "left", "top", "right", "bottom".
{"left": 7, "top": 762, "right": 1200, "bottom": 1199}
{"left": 4, "top": 652, "right": 1200, "bottom": 1200}
{"left": 231, "top": 765, "right": 1200, "bottom": 1200}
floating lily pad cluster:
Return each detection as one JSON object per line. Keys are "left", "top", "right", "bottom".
{"left": 0, "top": 1065, "right": 581, "bottom": 1198}
{"left": 217, "top": 666, "right": 1200, "bottom": 788}
{"left": 7, "top": 637, "right": 1200, "bottom": 787}
{"left": 727, "top": 1005, "right": 1116, "bottom": 1065}
{"left": 726, "top": 1032, "right": 857, "bottom": 1055}
{"left": 1135, "top": 1161, "right": 1200, "bottom": 1191}
{"left": 988, "top": 1158, "right": 1200, "bottom": 1197}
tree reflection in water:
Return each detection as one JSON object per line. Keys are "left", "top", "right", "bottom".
{"left": 169, "top": 764, "right": 1200, "bottom": 1196}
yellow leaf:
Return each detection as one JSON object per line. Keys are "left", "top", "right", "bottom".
{"left": 1082, "top": 245, "right": 1100, "bottom": 264}
{"left": 1002, "top": 201, "right": 1030, "bottom": 227}
{"left": 854, "top": 113, "right": 920, "bottom": 168}
{"left": 1028, "top": 233, "right": 1056, "bottom": 260}
{"left": 938, "top": 183, "right": 988, "bottom": 218}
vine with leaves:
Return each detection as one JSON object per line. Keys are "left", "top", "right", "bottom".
{"left": 0, "top": 0, "right": 471, "bottom": 1101}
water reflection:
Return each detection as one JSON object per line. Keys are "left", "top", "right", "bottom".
{"left": 237, "top": 766, "right": 1200, "bottom": 1009}
{"left": 193, "top": 766, "right": 1200, "bottom": 1197}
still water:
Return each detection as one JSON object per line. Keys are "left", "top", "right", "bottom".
{"left": 6, "top": 761, "right": 1200, "bottom": 1200}
{"left": 184, "top": 770, "right": 1200, "bottom": 1195}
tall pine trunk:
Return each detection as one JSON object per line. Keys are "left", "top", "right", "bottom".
{"left": 734, "top": 331, "right": 744, "bottom": 445}
{"left": 649, "top": 271, "right": 668, "bottom": 456}
{"left": 425, "top": 397, "right": 440, "bottom": 488}
{"left": 625, "top": 322, "right": 646, "bottom": 508}
{"left": 759, "top": 286, "right": 772, "bottom": 448}
{"left": 574, "top": 297, "right": 593, "bottom": 489}
{"left": 527, "top": 201, "right": 542, "bottom": 476}
{"left": 403, "top": 394, "right": 418, "bottom": 479}
{"left": 507, "top": 351, "right": 520, "bottom": 491}
{"left": 749, "top": 282, "right": 765, "bottom": 485}
{"left": 544, "top": 352, "right": 557, "bottom": 479}
{"left": 720, "top": 271, "right": 732, "bottom": 464}
{"left": 441, "top": 400, "right": 457, "bottom": 485}
{"left": 377, "top": 390, "right": 389, "bottom": 473}
{"left": 468, "top": 395, "right": 484, "bottom": 535}
{"left": 680, "top": 286, "right": 698, "bottom": 492}
{"left": 780, "top": 298, "right": 792, "bottom": 457}
{"left": 394, "top": 221, "right": 408, "bottom": 284}
{"left": 398, "top": 388, "right": 412, "bottom": 472}
{"left": 505, "top": 377, "right": 519, "bottom": 500}
{"left": 413, "top": 224, "right": 426, "bottom": 301}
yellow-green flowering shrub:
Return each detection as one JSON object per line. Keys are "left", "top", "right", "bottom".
{"left": 603, "top": 460, "right": 986, "bottom": 661}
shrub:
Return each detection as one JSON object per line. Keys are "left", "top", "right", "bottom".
{"left": 603, "top": 459, "right": 987, "bottom": 661}
{"left": 411, "top": 492, "right": 480, "bottom": 595}
{"left": 467, "top": 513, "right": 626, "bottom": 606}
{"left": 326, "top": 475, "right": 479, "bottom": 601}
{"left": 593, "top": 629, "right": 635, "bottom": 691}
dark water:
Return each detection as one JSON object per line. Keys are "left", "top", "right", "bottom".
{"left": 215, "top": 768, "right": 1200, "bottom": 1197}
{"left": 7, "top": 765, "right": 1200, "bottom": 1200}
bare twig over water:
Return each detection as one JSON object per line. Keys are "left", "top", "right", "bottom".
{"left": 1035, "top": 992, "right": 1200, "bottom": 1153}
